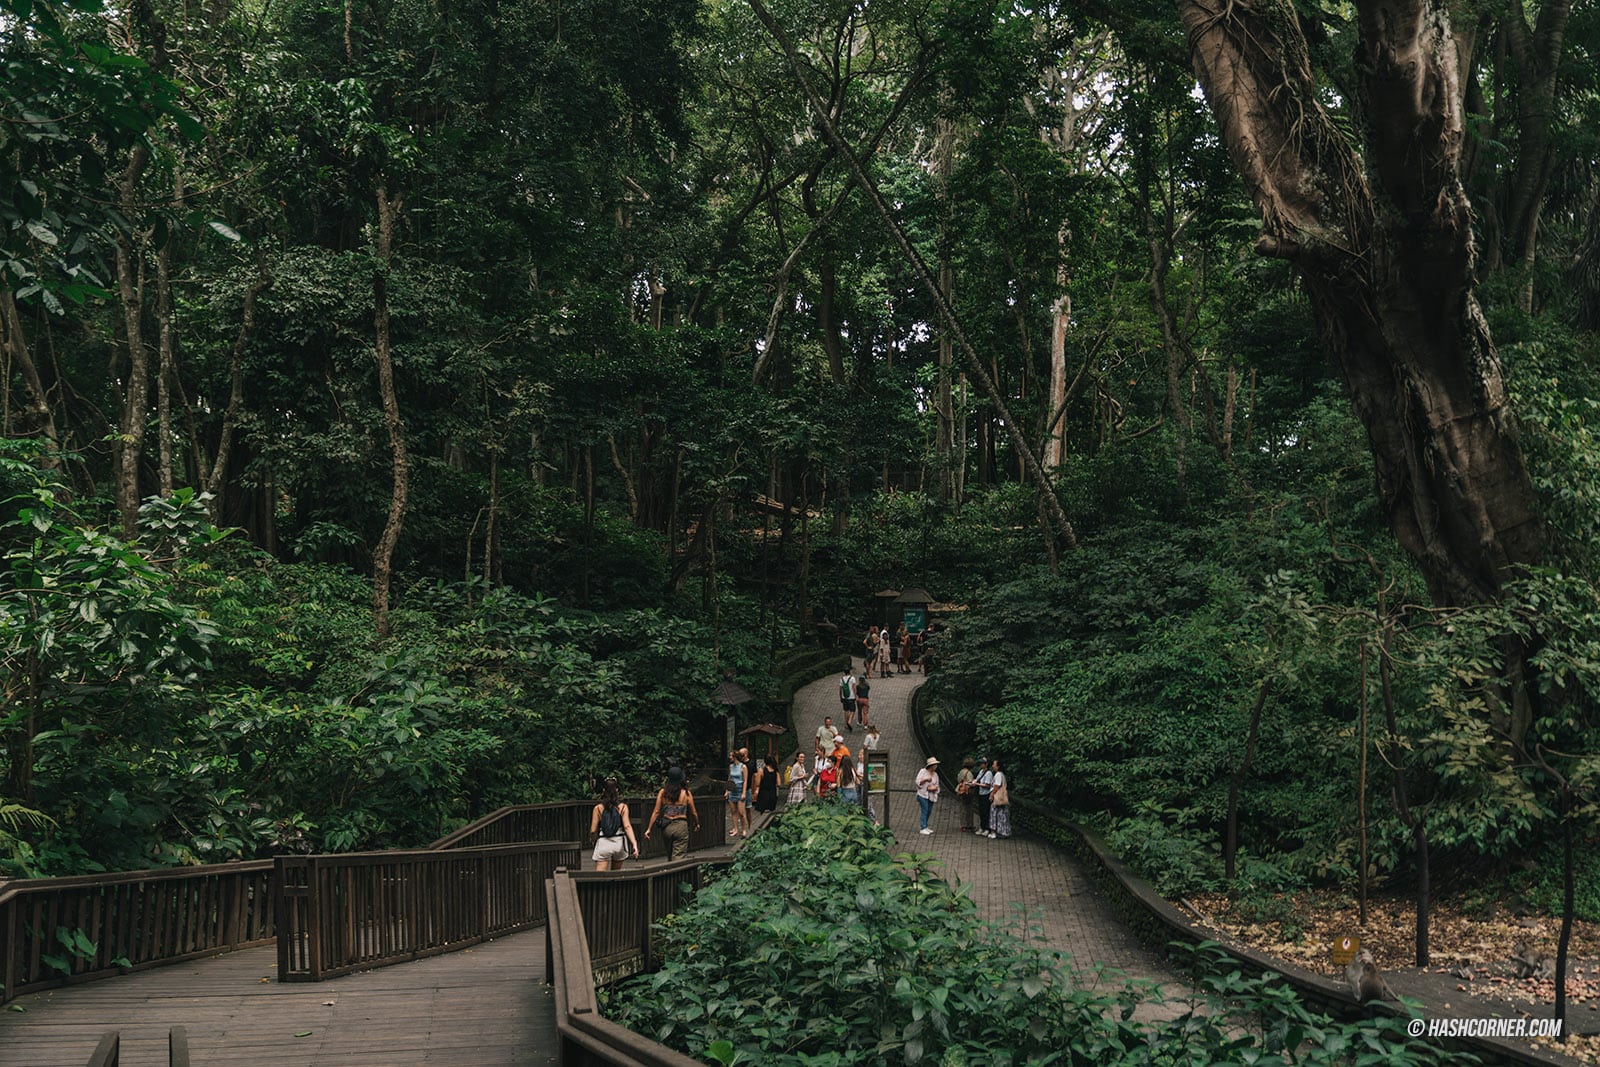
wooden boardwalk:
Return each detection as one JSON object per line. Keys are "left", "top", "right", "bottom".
{"left": 0, "top": 930, "right": 556, "bottom": 1067}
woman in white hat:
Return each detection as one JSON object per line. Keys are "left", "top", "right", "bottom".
{"left": 914, "top": 756, "right": 941, "bottom": 834}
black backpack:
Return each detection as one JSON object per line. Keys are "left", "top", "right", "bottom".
{"left": 599, "top": 805, "right": 623, "bottom": 837}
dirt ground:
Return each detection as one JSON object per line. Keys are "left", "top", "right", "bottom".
{"left": 1183, "top": 890, "right": 1600, "bottom": 1063}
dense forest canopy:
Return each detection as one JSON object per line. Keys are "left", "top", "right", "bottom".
{"left": 1, "top": 0, "right": 1597, "bottom": 943}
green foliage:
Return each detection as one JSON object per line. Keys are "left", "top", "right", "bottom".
{"left": 39, "top": 925, "right": 99, "bottom": 977}
{"left": 1, "top": 0, "right": 201, "bottom": 301}
{"left": 610, "top": 805, "right": 1470, "bottom": 1066}
{"left": 775, "top": 653, "right": 853, "bottom": 704}
{"left": 1102, "top": 802, "right": 1224, "bottom": 897}
{"left": 1515, "top": 847, "right": 1600, "bottom": 923}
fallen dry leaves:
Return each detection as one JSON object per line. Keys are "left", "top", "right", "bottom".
{"left": 1183, "top": 891, "right": 1600, "bottom": 1063}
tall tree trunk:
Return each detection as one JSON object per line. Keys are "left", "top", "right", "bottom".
{"left": 1378, "top": 629, "right": 1429, "bottom": 966}
{"left": 1178, "top": 0, "right": 1543, "bottom": 606}
{"left": 154, "top": 155, "right": 186, "bottom": 498}
{"left": 205, "top": 266, "right": 268, "bottom": 513}
{"left": 819, "top": 255, "right": 847, "bottom": 386}
{"left": 1572, "top": 185, "right": 1600, "bottom": 331}
{"left": 1224, "top": 680, "right": 1271, "bottom": 879}
{"left": 1500, "top": 0, "right": 1571, "bottom": 310}
{"left": 934, "top": 116, "right": 957, "bottom": 505}
{"left": 371, "top": 186, "right": 409, "bottom": 639}
{"left": 1044, "top": 226, "right": 1072, "bottom": 470}
{"left": 155, "top": 242, "right": 177, "bottom": 496}
{"left": 0, "top": 293, "right": 62, "bottom": 468}
{"left": 114, "top": 146, "right": 152, "bottom": 536}
{"left": 485, "top": 447, "right": 501, "bottom": 591}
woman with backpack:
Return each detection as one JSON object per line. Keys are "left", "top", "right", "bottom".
{"left": 588, "top": 777, "right": 640, "bottom": 871}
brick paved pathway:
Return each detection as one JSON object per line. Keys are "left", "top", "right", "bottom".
{"left": 795, "top": 660, "right": 1186, "bottom": 1011}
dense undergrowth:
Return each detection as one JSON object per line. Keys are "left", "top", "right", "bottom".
{"left": 917, "top": 350, "right": 1600, "bottom": 917}
{"left": 607, "top": 804, "right": 1471, "bottom": 1066}
{"left": 0, "top": 447, "right": 783, "bottom": 876}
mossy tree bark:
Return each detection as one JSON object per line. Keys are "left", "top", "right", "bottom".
{"left": 1178, "top": 0, "right": 1544, "bottom": 608}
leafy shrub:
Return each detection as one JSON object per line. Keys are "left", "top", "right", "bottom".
{"left": 608, "top": 805, "right": 1471, "bottom": 1066}
{"left": 776, "top": 653, "right": 852, "bottom": 703}
{"left": 1517, "top": 846, "right": 1600, "bottom": 923}
{"left": 1102, "top": 802, "right": 1225, "bottom": 897}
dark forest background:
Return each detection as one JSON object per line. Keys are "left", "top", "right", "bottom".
{"left": 2, "top": 0, "right": 1597, "bottom": 928}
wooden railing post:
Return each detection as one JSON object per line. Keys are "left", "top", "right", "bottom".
{"left": 169, "top": 1025, "right": 190, "bottom": 1067}
{"left": 306, "top": 858, "right": 323, "bottom": 981}
{"left": 2, "top": 896, "right": 16, "bottom": 1004}
{"left": 478, "top": 850, "right": 490, "bottom": 939}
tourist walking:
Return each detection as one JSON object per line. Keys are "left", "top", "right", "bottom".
{"left": 897, "top": 625, "right": 913, "bottom": 674}
{"left": 752, "top": 755, "right": 779, "bottom": 814}
{"left": 854, "top": 672, "right": 871, "bottom": 727}
{"left": 862, "top": 626, "right": 881, "bottom": 675}
{"left": 955, "top": 757, "right": 977, "bottom": 832}
{"left": 876, "top": 627, "right": 893, "bottom": 675}
{"left": 816, "top": 715, "right": 837, "bottom": 755}
{"left": 986, "top": 757, "right": 1011, "bottom": 838}
{"left": 915, "top": 756, "right": 941, "bottom": 834}
{"left": 838, "top": 671, "right": 857, "bottom": 729}
{"left": 588, "top": 777, "right": 640, "bottom": 871}
{"left": 643, "top": 767, "right": 699, "bottom": 860}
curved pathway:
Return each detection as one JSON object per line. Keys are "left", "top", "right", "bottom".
{"left": 795, "top": 659, "right": 1185, "bottom": 1009}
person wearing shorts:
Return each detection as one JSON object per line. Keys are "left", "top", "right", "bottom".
{"left": 589, "top": 777, "right": 640, "bottom": 870}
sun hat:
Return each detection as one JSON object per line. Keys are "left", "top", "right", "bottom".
{"left": 925, "top": 757, "right": 940, "bottom": 767}
{"left": 666, "top": 766, "right": 685, "bottom": 784}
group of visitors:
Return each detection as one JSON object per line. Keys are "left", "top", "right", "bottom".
{"left": 861, "top": 624, "right": 928, "bottom": 677}
{"left": 725, "top": 746, "right": 779, "bottom": 839}
{"left": 784, "top": 715, "right": 880, "bottom": 809}
{"left": 589, "top": 766, "right": 705, "bottom": 870}
{"left": 954, "top": 755, "right": 1010, "bottom": 838}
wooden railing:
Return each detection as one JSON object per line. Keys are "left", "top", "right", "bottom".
{"left": 1, "top": 792, "right": 728, "bottom": 1003}
{"left": 432, "top": 792, "right": 727, "bottom": 857}
{"left": 276, "top": 840, "right": 582, "bottom": 981}
{"left": 545, "top": 868, "right": 708, "bottom": 1067}
{"left": 0, "top": 862, "right": 274, "bottom": 1005}
{"left": 542, "top": 810, "right": 773, "bottom": 1065}
{"left": 84, "top": 1025, "right": 189, "bottom": 1067}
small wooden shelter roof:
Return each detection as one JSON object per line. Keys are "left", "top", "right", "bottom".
{"left": 716, "top": 679, "right": 755, "bottom": 706}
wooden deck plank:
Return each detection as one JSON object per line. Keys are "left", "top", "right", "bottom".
{"left": 0, "top": 931, "right": 557, "bottom": 1067}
